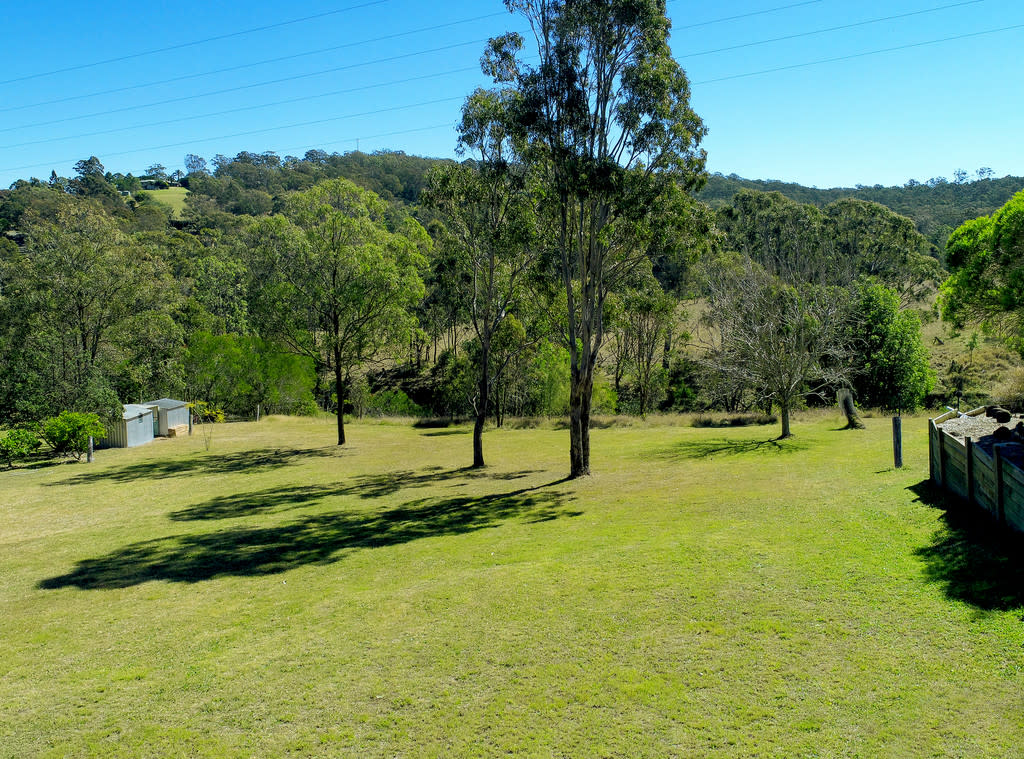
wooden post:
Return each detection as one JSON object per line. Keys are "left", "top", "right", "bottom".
{"left": 965, "top": 437, "right": 974, "bottom": 508}
{"left": 929, "top": 420, "right": 937, "bottom": 482}
{"left": 892, "top": 416, "right": 903, "bottom": 469}
{"left": 87, "top": 436, "right": 94, "bottom": 463}
{"left": 938, "top": 427, "right": 947, "bottom": 487}
{"left": 188, "top": 409, "right": 193, "bottom": 436}
{"left": 256, "top": 404, "right": 261, "bottom": 423}
{"left": 994, "top": 444, "right": 1007, "bottom": 525}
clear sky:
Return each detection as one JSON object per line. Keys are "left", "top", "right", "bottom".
{"left": 1, "top": 0, "right": 1020, "bottom": 189}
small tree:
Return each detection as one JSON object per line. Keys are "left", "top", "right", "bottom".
{"left": 0, "top": 428, "right": 42, "bottom": 468}
{"left": 701, "top": 258, "right": 849, "bottom": 438}
{"left": 249, "top": 179, "right": 427, "bottom": 445}
{"left": 422, "top": 88, "right": 540, "bottom": 467}
{"left": 39, "top": 412, "right": 105, "bottom": 460}
{"left": 847, "top": 283, "right": 934, "bottom": 412}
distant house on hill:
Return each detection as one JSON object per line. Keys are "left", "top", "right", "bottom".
{"left": 102, "top": 404, "right": 155, "bottom": 448}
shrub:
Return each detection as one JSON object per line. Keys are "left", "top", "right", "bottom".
{"left": 0, "top": 428, "right": 42, "bottom": 467}
{"left": 39, "top": 412, "right": 105, "bottom": 460}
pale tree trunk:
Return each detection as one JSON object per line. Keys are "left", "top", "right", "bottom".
{"left": 472, "top": 340, "right": 490, "bottom": 468}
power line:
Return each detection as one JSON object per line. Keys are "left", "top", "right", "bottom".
{"left": 672, "top": 0, "right": 826, "bottom": 30}
{"left": 0, "top": 11, "right": 508, "bottom": 116}
{"left": 0, "top": 0, "right": 391, "bottom": 86}
{"left": 0, "top": 37, "right": 503, "bottom": 135}
{"left": 4, "top": 14, "right": 1021, "bottom": 177}
{"left": 692, "top": 21, "right": 1024, "bottom": 85}
{"left": 680, "top": 0, "right": 984, "bottom": 58}
{"left": 0, "top": 66, "right": 482, "bottom": 150}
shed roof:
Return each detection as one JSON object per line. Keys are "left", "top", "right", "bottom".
{"left": 123, "top": 404, "right": 153, "bottom": 420}
{"left": 145, "top": 398, "right": 188, "bottom": 409}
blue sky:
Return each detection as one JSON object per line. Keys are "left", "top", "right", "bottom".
{"left": 1, "top": 0, "right": 1020, "bottom": 189}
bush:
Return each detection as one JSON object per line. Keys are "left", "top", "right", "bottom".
{"left": 0, "top": 428, "right": 42, "bottom": 467}
{"left": 39, "top": 412, "right": 105, "bottom": 460}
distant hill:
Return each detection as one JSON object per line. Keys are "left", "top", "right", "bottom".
{"left": 698, "top": 173, "right": 1024, "bottom": 255}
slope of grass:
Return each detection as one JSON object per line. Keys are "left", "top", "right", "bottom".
{"left": 2, "top": 414, "right": 1022, "bottom": 757}
{"left": 144, "top": 187, "right": 188, "bottom": 219}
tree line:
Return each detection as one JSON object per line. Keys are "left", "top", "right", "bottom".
{"left": 2, "top": 0, "right": 1005, "bottom": 475}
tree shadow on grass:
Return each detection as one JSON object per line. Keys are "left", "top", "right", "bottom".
{"left": 167, "top": 468, "right": 551, "bottom": 521}
{"left": 656, "top": 437, "right": 808, "bottom": 461}
{"left": 332, "top": 467, "right": 543, "bottom": 499}
{"left": 909, "top": 480, "right": 1024, "bottom": 611}
{"left": 51, "top": 447, "right": 342, "bottom": 485}
{"left": 39, "top": 481, "right": 580, "bottom": 589}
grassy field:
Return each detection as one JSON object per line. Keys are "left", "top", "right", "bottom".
{"left": 144, "top": 187, "right": 188, "bottom": 219}
{"left": 2, "top": 413, "right": 1023, "bottom": 757}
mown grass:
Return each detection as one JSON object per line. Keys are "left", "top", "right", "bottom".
{"left": 2, "top": 414, "right": 1023, "bottom": 757}
{"left": 144, "top": 187, "right": 188, "bottom": 219}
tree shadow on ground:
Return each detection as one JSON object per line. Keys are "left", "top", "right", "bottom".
{"left": 333, "top": 467, "right": 543, "bottom": 499}
{"left": 40, "top": 480, "right": 580, "bottom": 589}
{"left": 51, "top": 447, "right": 341, "bottom": 486}
{"left": 910, "top": 480, "right": 1024, "bottom": 611}
{"left": 656, "top": 437, "right": 808, "bottom": 461}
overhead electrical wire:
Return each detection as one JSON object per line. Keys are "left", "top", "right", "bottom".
{"left": 679, "top": 0, "right": 984, "bottom": 58}
{"left": 673, "top": 0, "right": 825, "bottom": 30}
{"left": 692, "top": 21, "right": 1024, "bottom": 85}
{"left": 0, "top": 11, "right": 509, "bottom": 116}
{"left": 2, "top": 4, "right": 1019, "bottom": 177}
{"left": 0, "top": 36, "right": 506, "bottom": 135}
{"left": 0, "top": 0, "right": 391, "bottom": 85}
{"left": 0, "top": 65, "right": 483, "bottom": 150}
{"left": 0, "top": 0, "right": 991, "bottom": 146}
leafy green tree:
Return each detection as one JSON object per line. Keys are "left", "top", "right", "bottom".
{"left": 941, "top": 191, "right": 1024, "bottom": 352}
{"left": 847, "top": 283, "right": 933, "bottom": 412}
{"left": 422, "top": 88, "right": 539, "bottom": 467}
{"left": 0, "top": 428, "right": 41, "bottom": 468}
{"left": 481, "top": 0, "right": 707, "bottom": 476}
{"left": 40, "top": 411, "right": 105, "bottom": 459}
{"left": 185, "top": 332, "right": 315, "bottom": 417}
{"left": 250, "top": 178, "right": 427, "bottom": 444}
{"left": 620, "top": 281, "right": 675, "bottom": 416}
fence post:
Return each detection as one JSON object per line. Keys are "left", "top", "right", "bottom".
{"left": 928, "top": 420, "right": 936, "bottom": 482}
{"left": 87, "top": 436, "right": 94, "bottom": 463}
{"left": 965, "top": 437, "right": 974, "bottom": 508}
{"left": 188, "top": 409, "right": 193, "bottom": 436}
{"left": 892, "top": 417, "right": 903, "bottom": 469}
{"left": 937, "top": 427, "right": 947, "bottom": 487}
{"left": 994, "top": 444, "right": 1007, "bottom": 525}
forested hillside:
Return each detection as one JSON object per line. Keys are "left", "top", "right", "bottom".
{"left": 699, "top": 172, "right": 1024, "bottom": 254}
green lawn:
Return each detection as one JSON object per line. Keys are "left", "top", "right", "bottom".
{"left": 144, "top": 187, "right": 188, "bottom": 219}
{"left": 2, "top": 414, "right": 1022, "bottom": 756}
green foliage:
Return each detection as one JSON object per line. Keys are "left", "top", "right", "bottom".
{"left": 0, "top": 428, "right": 41, "bottom": 467}
{"left": 39, "top": 412, "right": 105, "bottom": 459}
{"left": 700, "top": 171, "right": 1024, "bottom": 253}
{"left": 364, "top": 389, "right": 425, "bottom": 418}
{"left": 847, "top": 283, "right": 934, "bottom": 412}
{"left": 941, "top": 191, "right": 1024, "bottom": 352}
{"left": 185, "top": 332, "right": 315, "bottom": 417}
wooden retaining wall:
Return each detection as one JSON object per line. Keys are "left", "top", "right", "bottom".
{"left": 930, "top": 407, "right": 1024, "bottom": 533}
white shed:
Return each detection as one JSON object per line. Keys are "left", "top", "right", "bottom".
{"left": 101, "top": 404, "right": 156, "bottom": 448}
{"left": 144, "top": 398, "right": 190, "bottom": 436}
